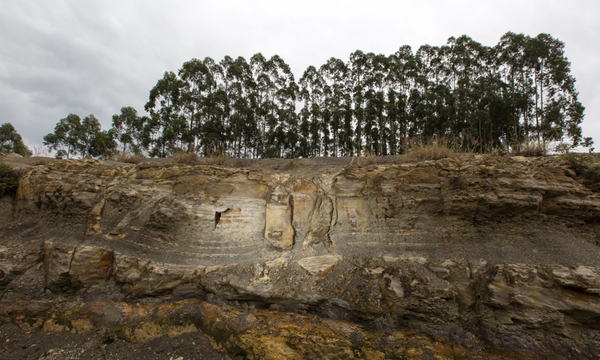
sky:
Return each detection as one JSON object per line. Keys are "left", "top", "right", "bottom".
{"left": 1, "top": 0, "right": 599, "bottom": 153}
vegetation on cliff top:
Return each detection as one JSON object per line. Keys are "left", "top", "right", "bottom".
{"left": 42, "top": 32, "right": 593, "bottom": 160}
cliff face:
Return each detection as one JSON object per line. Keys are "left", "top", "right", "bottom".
{"left": 1, "top": 154, "right": 600, "bottom": 359}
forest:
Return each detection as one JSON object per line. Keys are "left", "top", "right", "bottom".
{"left": 38, "top": 32, "right": 592, "bottom": 159}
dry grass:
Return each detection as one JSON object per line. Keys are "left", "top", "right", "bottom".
{"left": 200, "top": 155, "right": 234, "bottom": 166}
{"left": 407, "top": 144, "right": 457, "bottom": 161}
{"left": 116, "top": 154, "right": 147, "bottom": 164}
{"left": 511, "top": 143, "right": 547, "bottom": 157}
{"left": 172, "top": 152, "right": 199, "bottom": 164}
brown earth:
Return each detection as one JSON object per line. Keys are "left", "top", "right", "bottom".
{"left": 1, "top": 153, "right": 600, "bottom": 359}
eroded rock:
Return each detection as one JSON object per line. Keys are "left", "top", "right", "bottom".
{"left": 1, "top": 155, "right": 600, "bottom": 358}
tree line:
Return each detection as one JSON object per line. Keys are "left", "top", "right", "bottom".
{"left": 41, "top": 32, "right": 592, "bottom": 159}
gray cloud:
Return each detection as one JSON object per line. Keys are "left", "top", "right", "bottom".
{"left": 1, "top": 0, "right": 599, "bottom": 151}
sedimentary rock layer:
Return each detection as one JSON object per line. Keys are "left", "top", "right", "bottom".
{"left": 1, "top": 154, "right": 600, "bottom": 359}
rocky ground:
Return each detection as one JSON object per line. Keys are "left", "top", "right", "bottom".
{"left": 0, "top": 153, "right": 599, "bottom": 359}
{"left": 0, "top": 323, "right": 228, "bottom": 360}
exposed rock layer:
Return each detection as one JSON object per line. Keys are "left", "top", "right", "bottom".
{"left": 1, "top": 154, "right": 600, "bottom": 359}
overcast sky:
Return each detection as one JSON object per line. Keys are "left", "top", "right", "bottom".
{"left": 1, "top": 0, "right": 599, "bottom": 153}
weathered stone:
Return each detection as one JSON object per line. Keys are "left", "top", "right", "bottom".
{"left": 69, "top": 245, "right": 114, "bottom": 287}
{"left": 265, "top": 187, "right": 295, "bottom": 250}
{"left": 297, "top": 255, "right": 340, "bottom": 277}
{"left": 1, "top": 155, "right": 600, "bottom": 358}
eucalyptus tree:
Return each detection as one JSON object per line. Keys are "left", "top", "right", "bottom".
{"left": 87, "top": 129, "right": 117, "bottom": 159}
{"left": 320, "top": 57, "right": 350, "bottom": 156}
{"left": 525, "top": 34, "right": 584, "bottom": 147}
{"left": 250, "top": 53, "right": 273, "bottom": 155}
{"left": 111, "top": 106, "right": 147, "bottom": 155}
{"left": 496, "top": 32, "right": 531, "bottom": 146}
{"left": 43, "top": 114, "right": 84, "bottom": 159}
{"left": 195, "top": 57, "right": 232, "bottom": 156}
{"left": 445, "top": 36, "right": 492, "bottom": 147}
{"left": 299, "top": 65, "right": 327, "bottom": 157}
{"left": 0, "top": 123, "right": 31, "bottom": 157}
{"left": 44, "top": 114, "right": 116, "bottom": 159}
{"left": 145, "top": 71, "right": 185, "bottom": 157}
{"left": 387, "top": 45, "right": 416, "bottom": 152}
{"left": 133, "top": 32, "right": 589, "bottom": 159}
{"left": 349, "top": 50, "right": 369, "bottom": 154}
{"left": 414, "top": 45, "right": 437, "bottom": 137}
{"left": 269, "top": 55, "right": 298, "bottom": 158}
{"left": 77, "top": 114, "right": 102, "bottom": 158}
{"left": 363, "top": 53, "right": 390, "bottom": 155}
{"left": 178, "top": 57, "right": 217, "bottom": 153}
{"left": 223, "top": 56, "right": 256, "bottom": 157}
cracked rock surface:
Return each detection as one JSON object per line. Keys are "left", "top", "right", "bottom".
{"left": 1, "top": 154, "right": 600, "bottom": 359}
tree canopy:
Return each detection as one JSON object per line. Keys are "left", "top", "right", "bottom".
{"left": 43, "top": 32, "right": 593, "bottom": 159}
{"left": 43, "top": 114, "right": 116, "bottom": 159}
{"left": 0, "top": 123, "right": 32, "bottom": 157}
{"left": 132, "top": 32, "right": 590, "bottom": 158}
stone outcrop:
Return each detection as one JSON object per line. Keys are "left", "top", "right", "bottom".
{"left": 1, "top": 154, "right": 600, "bottom": 359}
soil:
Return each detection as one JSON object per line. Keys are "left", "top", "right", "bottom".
{"left": 0, "top": 324, "right": 230, "bottom": 360}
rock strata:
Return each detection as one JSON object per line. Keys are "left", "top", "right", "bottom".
{"left": 1, "top": 154, "right": 600, "bottom": 359}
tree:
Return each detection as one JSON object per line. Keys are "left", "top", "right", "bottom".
{"left": 44, "top": 114, "right": 116, "bottom": 159}
{"left": 145, "top": 71, "right": 185, "bottom": 157}
{"left": 77, "top": 114, "right": 102, "bottom": 158}
{"left": 111, "top": 107, "right": 147, "bottom": 155}
{"left": 88, "top": 130, "right": 117, "bottom": 159}
{"left": 43, "top": 114, "right": 83, "bottom": 159}
{"left": 137, "top": 33, "right": 590, "bottom": 159}
{"left": 0, "top": 123, "right": 31, "bottom": 157}
{"left": 299, "top": 65, "right": 326, "bottom": 157}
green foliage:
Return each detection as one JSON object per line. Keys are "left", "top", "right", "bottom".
{"left": 111, "top": 106, "right": 147, "bottom": 155}
{"left": 130, "top": 32, "right": 588, "bottom": 160}
{"left": 44, "top": 113, "right": 117, "bottom": 159}
{"left": 0, "top": 123, "right": 31, "bottom": 157}
{"left": 42, "top": 32, "right": 590, "bottom": 162}
{"left": 43, "top": 113, "right": 82, "bottom": 159}
{"left": 565, "top": 154, "right": 600, "bottom": 192}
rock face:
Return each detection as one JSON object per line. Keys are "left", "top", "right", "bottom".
{"left": 1, "top": 154, "right": 600, "bottom": 359}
